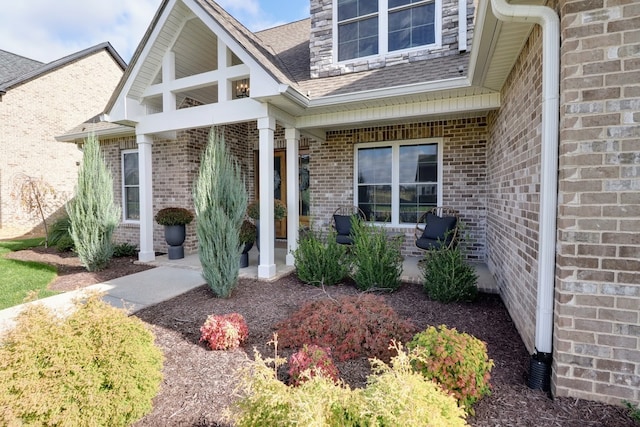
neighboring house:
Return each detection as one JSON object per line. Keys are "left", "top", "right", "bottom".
{"left": 0, "top": 43, "right": 125, "bottom": 237}
{"left": 57, "top": 0, "right": 639, "bottom": 406}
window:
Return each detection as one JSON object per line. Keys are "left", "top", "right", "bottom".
{"left": 122, "top": 150, "right": 140, "bottom": 221}
{"left": 336, "top": 0, "right": 440, "bottom": 62}
{"left": 355, "top": 140, "right": 441, "bottom": 225}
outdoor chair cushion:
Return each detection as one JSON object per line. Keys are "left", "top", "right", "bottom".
{"left": 421, "top": 213, "right": 457, "bottom": 241}
{"left": 333, "top": 214, "right": 356, "bottom": 236}
{"left": 415, "top": 236, "right": 447, "bottom": 251}
{"left": 335, "top": 234, "right": 355, "bottom": 245}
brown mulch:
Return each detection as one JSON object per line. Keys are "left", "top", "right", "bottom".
{"left": 6, "top": 248, "right": 637, "bottom": 426}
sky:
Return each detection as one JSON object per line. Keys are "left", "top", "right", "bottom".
{"left": 0, "top": 0, "right": 310, "bottom": 64}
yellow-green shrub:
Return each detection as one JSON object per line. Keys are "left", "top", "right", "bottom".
{"left": 230, "top": 344, "right": 467, "bottom": 426}
{"left": 0, "top": 294, "right": 164, "bottom": 426}
{"left": 408, "top": 325, "right": 494, "bottom": 413}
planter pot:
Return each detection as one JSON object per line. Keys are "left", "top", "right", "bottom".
{"left": 239, "top": 242, "right": 253, "bottom": 268}
{"left": 164, "top": 224, "right": 186, "bottom": 260}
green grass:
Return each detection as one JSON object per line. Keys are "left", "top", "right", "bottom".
{"left": 0, "top": 238, "right": 58, "bottom": 310}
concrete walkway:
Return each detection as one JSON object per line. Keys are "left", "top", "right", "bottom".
{"left": 0, "top": 245, "right": 497, "bottom": 334}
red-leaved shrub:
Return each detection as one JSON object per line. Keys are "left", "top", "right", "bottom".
{"left": 199, "top": 313, "right": 248, "bottom": 350}
{"left": 288, "top": 344, "right": 339, "bottom": 386}
{"left": 275, "top": 294, "right": 416, "bottom": 362}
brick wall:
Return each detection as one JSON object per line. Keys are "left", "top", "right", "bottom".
{"left": 0, "top": 50, "right": 123, "bottom": 236}
{"left": 309, "top": 0, "right": 475, "bottom": 78}
{"left": 310, "top": 119, "right": 488, "bottom": 259}
{"left": 486, "top": 24, "right": 544, "bottom": 358}
{"left": 555, "top": 0, "right": 640, "bottom": 405}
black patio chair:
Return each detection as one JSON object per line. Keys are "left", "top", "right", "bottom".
{"left": 414, "top": 207, "right": 459, "bottom": 251}
{"left": 330, "top": 205, "right": 366, "bottom": 245}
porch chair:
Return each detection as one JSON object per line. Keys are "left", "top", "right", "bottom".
{"left": 330, "top": 205, "right": 366, "bottom": 245}
{"left": 414, "top": 207, "right": 459, "bottom": 251}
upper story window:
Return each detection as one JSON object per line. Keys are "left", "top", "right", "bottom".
{"left": 336, "top": 0, "right": 440, "bottom": 62}
{"left": 122, "top": 150, "right": 140, "bottom": 222}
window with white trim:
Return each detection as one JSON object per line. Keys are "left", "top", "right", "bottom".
{"left": 122, "top": 150, "right": 140, "bottom": 221}
{"left": 336, "top": 0, "right": 440, "bottom": 62}
{"left": 354, "top": 139, "right": 442, "bottom": 225}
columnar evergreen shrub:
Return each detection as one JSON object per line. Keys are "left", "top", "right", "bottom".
{"left": 350, "top": 219, "right": 403, "bottom": 292}
{"left": 0, "top": 294, "right": 163, "bottom": 426}
{"left": 66, "top": 134, "right": 121, "bottom": 271}
{"left": 421, "top": 246, "right": 478, "bottom": 302}
{"left": 193, "top": 128, "right": 247, "bottom": 298}
{"left": 230, "top": 344, "right": 467, "bottom": 427}
{"left": 288, "top": 344, "right": 339, "bottom": 386}
{"left": 408, "top": 325, "right": 494, "bottom": 413}
{"left": 293, "top": 228, "right": 350, "bottom": 286}
{"left": 276, "top": 294, "right": 416, "bottom": 362}
{"left": 199, "top": 313, "right": 249, "bottom": 350}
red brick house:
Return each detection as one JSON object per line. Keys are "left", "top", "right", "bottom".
{"left": 59, "top": 0, "right": 639, "bottom": 406}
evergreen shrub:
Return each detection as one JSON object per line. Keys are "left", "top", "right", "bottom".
{"left": 67, "top": 134, "right": 120, "bottom": 271}
{"left": 421, "top": 246, "right": 478, "bottom": 302}
{"left": 408, "top": 325, "right": 494, "bottom": 413}
{"left": 276, "top": 294, "right": 416, "bottom": 362}
{"left": 293, "top": 229, "right": 350, "bottom": 286}
{"left": 231, "top": 344, "right": 467, "bottom": 427}
{"left": 48, "top": 215, "right": 73, "bottom": 252}
{"left": 194, "top": 128, "right": 247, "bottom": 298}
{"left": 112, "top": 242, "right": 138, "bottom": 258}
{"left": 350, "top": 219, "right": 403, "bottom": 292}
{"left": 0, "top": 294, "right": 163, "bottom": 426}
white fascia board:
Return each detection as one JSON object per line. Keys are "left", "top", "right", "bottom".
{"left": 297, "top": 92, "right": 500, "bottom": 129}
{"left": 55, "top": 125, "right": 136, "bottom": 143}
{"left": 307, "top": 77, "right": 470, "bottom": 108}
{"left": 108, "top": 0, "right": 180, "bottom": 122}
{"left": 136, "top": 99, "right": 268, "bottom": 135}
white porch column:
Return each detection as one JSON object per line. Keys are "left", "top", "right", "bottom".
{"left": 137, "top": 134, "right": 155, "bottom": 262}
{"left": 285, "top": 128, "right": 300, "bottom": 266}
{"left": 257, "top": 117, "right": 276, "bottom": 278}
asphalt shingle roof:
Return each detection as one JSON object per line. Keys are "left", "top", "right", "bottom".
{"left": 0, "top": 50, "right": 43, "bottom": 86}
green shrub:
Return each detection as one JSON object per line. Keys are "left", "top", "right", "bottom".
{"left": 276, "top": 294, "right": 416, "bottom": 362}
{"left": 194, "top": 128, "right": 247, "bottom": 298}
{"left": 67, "top": 134, "right": 121, "bottom": 271}
{"left": 293, "top": 228, "right": 350, "bottom": 286}
{"left": 230, "top": 344, "right": 467, "bottom": 427}
{"left": 625, "top": 401, "right": 640, "bottom": 423}
{"left": 113, "top": 242, "right": 138, "bottom": 257}
{"left": 350, "top": 219, "right": 403, "bottom": 292}
{"left": 48, "top": 215, "right": 73, "bottom": 251}
{"left": 408, "top": 325, "right": 494, "bottom": 413}
{"left": 0, "top": 294, "right": 164, "bottom": 426}
{"left": 421, "top": 245, "right": 478, "bottom": 303}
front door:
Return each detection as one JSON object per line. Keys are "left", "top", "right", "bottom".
{"left": 254, "top": 150, "right": 287, "bottom": 239}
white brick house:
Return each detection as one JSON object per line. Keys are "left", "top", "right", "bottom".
{"left": 0, "top": 44, "right": 125, "bottom": 237}
{"left": 58, "top": 0, "right": 639, "bottom": 406}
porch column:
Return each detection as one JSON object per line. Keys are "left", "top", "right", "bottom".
{"left": 257, "top": 117, "right": 276, "bottom": 278}
{"left": 285, "top": 128, "right": 300, "bottom": 266}
{"left": 137, "top": 133, "right": 155, "bottom": 262}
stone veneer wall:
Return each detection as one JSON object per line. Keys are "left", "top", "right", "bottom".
{"left": 308, "top": 119, "right": 488, "bottom": 260}
{"left": 554, "top": 0, "right": 639, "bottom": 405}
{"left": 105, "top": 123, "right": 252, "bottom": 255}
{"left": 486, "top": 24, "right": 544, "bottom": 361}
{"left": 309, "top": 0, "right": 475, "bottom": 78}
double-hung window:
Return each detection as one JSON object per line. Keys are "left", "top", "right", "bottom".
{"left": 336, "top": 0, "right": 440, "bottom": 62}
{"left": 355, "top": 139, "right": 442, "bottom": 225}
{"left": 122, "top": 150, "right": 140, "bottom": 222}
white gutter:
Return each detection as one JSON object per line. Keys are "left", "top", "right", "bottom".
{"left": 489, "top": 0, "right": 560, "bottom": 356}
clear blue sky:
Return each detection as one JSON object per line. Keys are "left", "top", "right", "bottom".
{"left": 0, "top": 0, "right": 310, "bottom": 64}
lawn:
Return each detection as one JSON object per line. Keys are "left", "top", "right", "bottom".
{"left": 0, "top": 238, "right": 58, "bottom": 310}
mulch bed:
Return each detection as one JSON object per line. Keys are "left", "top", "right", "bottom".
{"left": 3, "top": 247, "right": 636, "bottom": 426}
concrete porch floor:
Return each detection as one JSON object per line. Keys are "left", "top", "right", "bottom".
{"left": 143, "top": 243, "right": 498, "bottom": 293}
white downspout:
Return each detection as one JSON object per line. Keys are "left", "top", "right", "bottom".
{"left": 489, "top": 0, "right": 560, "bottom": 357}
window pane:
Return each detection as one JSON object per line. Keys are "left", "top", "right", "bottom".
{"left": 123, "top": 152, "right": 139, "bottom": 185}
{"left": 389, "top": 8, "right": 411, "bottom": 31}
{"left": 358, "top": 147, "right": 391, "bottom": 184}
{"left": 360, "top": 16, "right": 378, "bottom": 37}
{"left": 339, "top": 17, "right": 378, "bottom": 60}
{"left": 399, "top": 184, "right": 437, "bottom": 224}
{"left": 125, "top": 187, "right": 140, "bottom": 220}
{"left": 388, "top": 3, "right": 435, "bottom": 51}
{"left": 359, "top": 0, "right": 378, "bottom": 15}
{"left": 399, "top": 144, "right": 437, "bottom": 183}
{"left": 358, "top": 184, "right": 392, "bottom": 222}
{"left": 389, "top": 29, "right": 410, "bottom": 51}
{"left": 339, "top": 40, "right": 358, "bottom": 61}
{"left": 338, "top": 21, "right": 358, "bottom": 43}
{"left": 338, "top": 0, "right": 358, "bottom": 21}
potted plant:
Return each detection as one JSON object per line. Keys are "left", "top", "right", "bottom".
{"left": 155, "top": 207, "right": 194, "bottom": 260}
{"left": 247, "top": 199, "right": 286, "bottom": 250}
{"left": 239, "top": 220, "right": 256, "bottom": 268}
